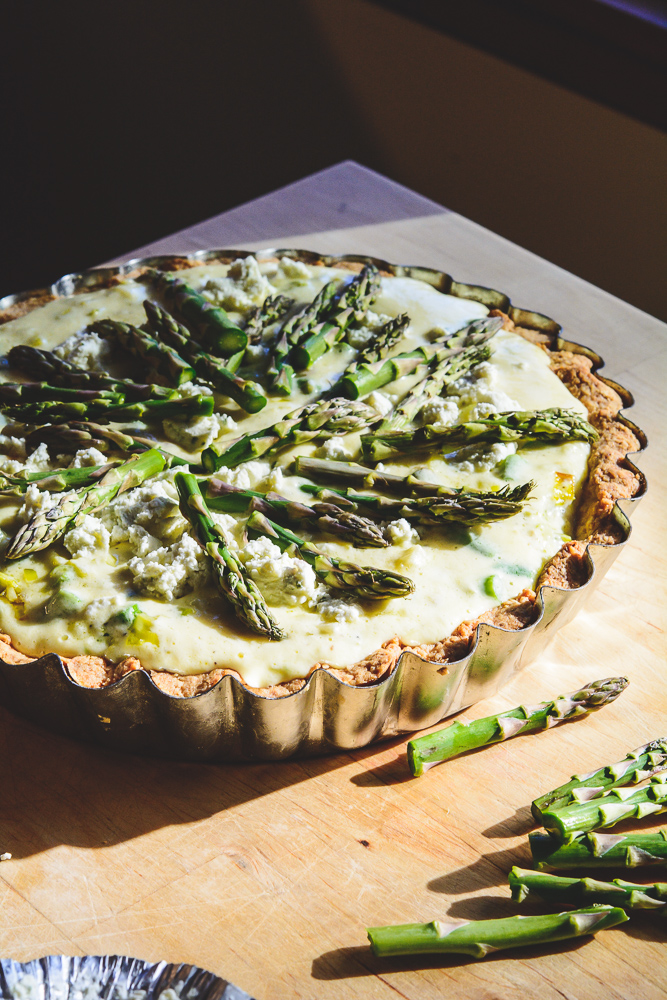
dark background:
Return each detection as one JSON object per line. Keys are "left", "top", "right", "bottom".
{"left": 2, "top": 0, "right": 666, "bottom": 319}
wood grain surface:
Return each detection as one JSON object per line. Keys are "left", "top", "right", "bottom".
{"left": 1, "top": 163, "right": 666, "bottom": 999}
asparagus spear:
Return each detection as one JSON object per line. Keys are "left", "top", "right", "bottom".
{"left": 509, "top": 867, "right": 667, "bottom": 911}
{"left": 25, "top": 421, "right": 188, "bottom": 467}
{"left": 243, "top": 293, "right": 293, "bottom": 341}
{"left": 246, "top": 510, "right": 415, "bottom": 600}
{"left": 373, "top": 343, "right": 490, "bottom": 436}
{"left": 290, "top": 265, "right": 381, "bottom": 370}
{"left": 147, "top": 269, "right": 247, "bottom": 355}
{"left": 542, "top": 778, "right": 667, "bottom": 842}
{"left": 339, "top": 315, "right": 501, "bottom": 399}
{"left": 267, "top": 280, "right": 341, "bottom": 394}
{"left": 5, "top": 449, "right": 166, "bottom": 559}
{"left": 299, "top": 481, "right": 533, "bottom": 527}
{"left": 202, "top": 398, "right": 379, "bottom": 472}
{"left": 5, "top": 345, "right": 176, "bottom": 400}
{"left": 2, "top": 394, "right": 214, "bottom": 426}
{"left": 0, "top": 462, "right": 118, "bottom": 495}
{"left": 0, "top": 383, "right": 126, "bottom": 406}
{"left": 363, "top": 407, "right": 598, "bottom": 463}
{"left": 406, "top": 678, "right": 629, "bottom": 776}
{"left": 143, "top": 301, "right": 268, "bottom": 413}
{"left": 532, "top": 739, "right": 667, "bottom": 820}
{"left": 204, "top": 479, "right": 388, "bottom": 547}
{"left": 343, "top": 313, "right": 409, "bottom": 369}
{"left": 432, "top": 315, "right": 504, "bottom": 344}
{"left": 174, "top": 472, "right": 283, "bottom": 640}
{"left": 530, "top": 829, "right": 667, "bottom": 870}
{"left": 294, "top": 456, "right": 524, "bottom": 500}
{"left": 367, "top": 906, "right": 627, "bottom": 959}
{"left": 91, "top": 319, "right": 195, "bottom": 386}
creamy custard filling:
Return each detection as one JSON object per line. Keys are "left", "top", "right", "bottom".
{"left": 0, "top": 257, "right": 590, "bottom": 688}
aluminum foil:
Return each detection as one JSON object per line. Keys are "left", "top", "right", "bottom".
{"left": 0, "top": 955, "right": 253, "bottom": 1000}
{"left": 0, "top": 250, "right": 647, "bottom": 761}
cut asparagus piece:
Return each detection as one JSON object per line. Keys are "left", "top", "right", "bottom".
{"left": 363, "top": 407, "right": 598, "bottom": 463}
{"left": 174, "top": 472, "right": 283, "bottom": 640}
{"left": 542, "top": 781, "right": 667, "bottom": 842}
{"left": 340, "top": 315, "right": 501, "bottom": 399}
{"left": 367, "top": 906, "right": 627, "bottom": 959}
{"left": 24, "top": 421, "right": 188, "bottom": 467}
{"left": 147, "top": 269, "right": 247, "bottom": 355}
{"left": 532, "top": 739, "right": 667, "bottom": 820}
{"left": 5, "top": 346, "right": 176, "bottom": 400}
{"left": 2, "top": 394, "right": 214, "bottom": 426}
{"left": 374, "top": 343, "right": 491, "bottom": 435}
{"left": 530, "top": 829, "right": 667, "bottom": 870}
{"left": 5, "top": 449, "right": 166, "bottom": 559}
{"left": 91, "top": 319, "right": 195, "bottom": 386}
{"left": 202, "top": 397, "right": 379, "bottom": 472}
{"left": 243, "top": 293, "right": 293, "bottom": 342}
{"left": 204, "top": 479, "right": 388, "bottom": 547}
{"left": 299, "top": 481, "right": 533, "bottom": 527}
{"left": 290, "top": 265, "right": 381, "bottom": 370}
{"left": 143, "top": 300, "right": 267, "bottom": 413}
{"left": 509, "top": 866, "right": 667, "bottom": 911}
{"left": 343, "top": 313, "right": 409, "bottom": 369}
{"left": 246, "top": 510, "right": 414, "bottom": 600}
{"left": 406, "top": 678, "right": 629, "bottom": 776}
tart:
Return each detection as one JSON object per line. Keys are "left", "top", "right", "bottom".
{"left": 0, "top": 250, "right": 644, "bottom": 755}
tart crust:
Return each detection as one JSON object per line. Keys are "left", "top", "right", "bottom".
{"left": 0, "top": 272, "right": 643, "bottom": 699}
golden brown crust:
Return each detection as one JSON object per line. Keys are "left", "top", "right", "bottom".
{"left": 0, "top": 271, "right": 643, "bottom": 694}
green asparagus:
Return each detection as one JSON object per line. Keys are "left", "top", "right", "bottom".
{"left": 367, "top": 906, "right": 627, "bottom": 959}
{"left": 532, "top": 739, "right": 667, "bottom": 820}
{"left": 6, "top": 345, "right": 176, "bottom": 400}
{"left": 2, "top": 394, "right": 214, "bottom": 426}
{"left": 406, "top": 678, "right": 629, "bottom": 776}
{"left": 266, "top": 281, "right": 339, "bottom": 394}
{"left": 5, "top": 449, "right": 166, "bottom": 559}
{"left": 24, "top": 421, "right": 188, "bottom": 466}
{"left": 243, "top": 293, "right": 293, "bottom": 341}
{"left": 246, "top": 510, "right": 415, "bottom": 599}
{"left": 509, "top": 867, "right": 667, "bottom": 911}
{"left": 204, "top": 479, "right": 388, "bottom": 546}
{"left": 174, "top": 472, "right": 283, "bottom": 640}
{"left": 530, "top": 829, "right": 667, "bottom": 870}
{"left": 343, "top": 313, "right": 409, "bottom": 369}
{"left": 91, "top": 319, "right": 195, "bottom": 386}
{"left": 143, "top": 300, "right": 268, "bottom": 412}
{"left": 148, "top": 269, "right": 247, "bottom": 355}
{"left": 363, "top": 407, "right": 598, "bottom": 463}
{"left": 202, "top": 397, "right": 379, "bottom": 472}
{"left": 0, "top": 462, "right": 117, "bottom": 496}
{"left": 0, "top": 383, "right": 124, "bottom": 406}
{"left": 542, "top": 776, "right": 667, "bottom": 842}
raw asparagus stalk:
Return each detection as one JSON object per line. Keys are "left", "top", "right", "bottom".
{"left": 143, "top": 300, "right": 267, "bottom": 413}
{"left": 299, "top": 481, "right": 533, "bottom": 527}
{"left": 530, "top": 829, "right": 667, "bottom": 870}
{"left": 204, "top": 479, "right": 388, "bottom": 547}
{"left": 290, "top": 265, "right": 381, "bottom": 370}
{"left": 532, "top": 739, "right": 667, "bottom": 820}
{"left": 374, "top": 343, "right": 490, "bottom": 435}
{"left": 367, "top": 906, "right": 627, "bottom": 959}
{"left": 147, "top": 269, "right": 247, "bottom": 355}
{"left": 5, "top": 449, "right": 166, "bottom": 559}
{"left": 243, "top": 293, "right": 293, "bottom": 341}
{"left": 2, "top": 394, "right": 214, "bottom": 426}
{"left": 174, "top": 472, "right": 283, "bottom": 640}
{"left": 509, "top": 866, "right": 667, "bottom": 911}
{"left": 266, "top": 281, "right": 339, "bottom": 394}
{"left": 363, "top": 407, "right": 598, "bottom": 463}
{"left": 340, "top": 315, "right": 501, "bottom": 399}
{"left": 343, "top": 313, "right": 409, "bottom": 369}
{"left": 294, "top": 456, "right": 523, "bottom": 500}
{"left": 91, "top": 319, "right": 195, "bottom": 386}
{"left": 406, "top": 677, "right": 629, "bottom": 776}
{"left": 6, "top": 345, "right": 176, "bottom": 400}
{"left": 201, "top": 397, "right": 379, "bottom": 472}
{"left": 24, "top": 421, "right": 188, "bottom": 467}
{"left": 246, "top": 510, "right": 415, "bottom": 599}
{"left": 542, "top": 777, "right": 667, "bottom": 842}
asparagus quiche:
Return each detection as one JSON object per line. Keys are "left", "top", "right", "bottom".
{"left": 0, "top": 252, "right": 642, "bottom": 698}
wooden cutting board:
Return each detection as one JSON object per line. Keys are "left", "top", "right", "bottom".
{"left": 1, "top": 163, "right": 666, "bottom": 1000}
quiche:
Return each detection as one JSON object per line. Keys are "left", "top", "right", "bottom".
{"left": 0, "top": 251, "right": 643, "bottom": 707}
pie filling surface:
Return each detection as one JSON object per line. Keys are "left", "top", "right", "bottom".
{"left": 0, "top": 256, "right": 594, "bottom": 689}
